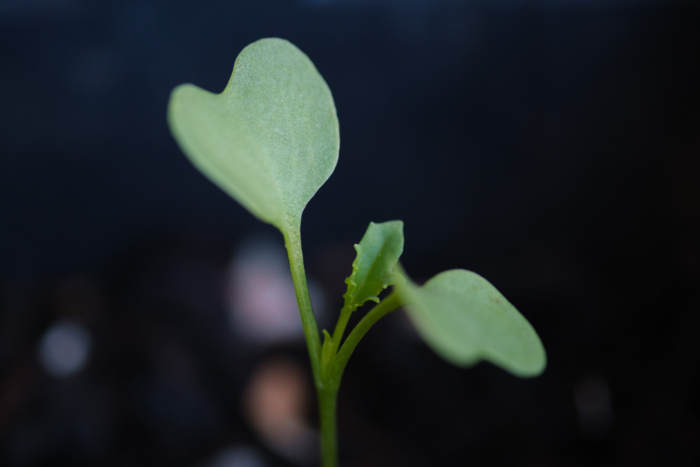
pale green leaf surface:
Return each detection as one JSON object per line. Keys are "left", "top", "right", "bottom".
{"left": 343, "top": 221, "right": 404, "bottom": 312}
{"left": 167, "top": 38, "right": 339, "bottom": 232}
{"left": 396, "top": 269, "right": 546, "bottom": 377}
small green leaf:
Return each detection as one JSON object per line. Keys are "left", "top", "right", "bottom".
{"left": 321, "top": 329, "right": 334, "bottom": 366}
{"left": 168, "top": 38, "right": 339, "bottom": 233}
{"left": 395, "top": 268, "right": 546, "bottom": 377}
{"left": 343, "top": 221, "right": 404, "bottom": 312}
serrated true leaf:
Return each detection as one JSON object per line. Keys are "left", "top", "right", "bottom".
{"left": 395, "top": 269, "right": 546, "bottom": 377}
{"left": 343, "top": 221, "right": 404, "bottom": 312}
{"left": 167, "top": 38, "right": 339, "bottom": 233}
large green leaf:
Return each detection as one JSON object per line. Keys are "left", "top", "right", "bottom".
{"left": 396, "top": 269, "right": 546, "bottom": 377}
{"left": 343, "top": 221, "right": 404, "bottom": 312}
{"left": 167, "top": 38, "right": 339, "bottom": 232}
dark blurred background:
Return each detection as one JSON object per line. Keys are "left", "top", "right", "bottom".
{"left": 1, "top": 0, "right": 699, "bottom": 466}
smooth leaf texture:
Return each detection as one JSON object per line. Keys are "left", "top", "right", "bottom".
{"left": 168, "top": 38, "right": 339, "bottom": 232}
{"left": 343, "top": 221, "right": 404, "bottom": 312}
{"left": 396, "top": 269, "right": 546, "bottom": 377}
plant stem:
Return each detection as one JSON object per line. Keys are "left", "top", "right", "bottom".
{"left": 285, "top": 225, "right": 402, "bottom": 467}
{"left": 284, "top": 225, "right": 322, "bottom": 386}
{"left": 330, "top": 305, "right": 352, "bottom": 354}
{"left": 331, "top": 293, "right": 402, "bottom": 385}
{"left": 319, "top": 385, "right": 339, "bottom": 467}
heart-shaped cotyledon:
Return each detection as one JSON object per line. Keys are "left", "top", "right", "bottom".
{"left": 395, "top": 267, "right": 547, "bottom": 377}
{"left": 168, "top": 38, "right": 339, "bottom": 235}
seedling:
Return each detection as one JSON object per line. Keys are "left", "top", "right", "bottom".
{"left": 168, "top": 38, "right": 546, "bottom": 467}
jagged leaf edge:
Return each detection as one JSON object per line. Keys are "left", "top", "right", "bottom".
{"left": 342, "top": 243, "right": 364, "bottom": 311}
{"left": 342, "top": 222, "right": 403, "bottom": 312}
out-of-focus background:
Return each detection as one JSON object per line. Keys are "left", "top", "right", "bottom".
{"left": 1, "top": 0, "right": 699, "bottom": 466}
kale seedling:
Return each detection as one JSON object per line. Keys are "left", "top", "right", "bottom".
{"left": 168, "top": 38, "right": 546, "bottom": 467}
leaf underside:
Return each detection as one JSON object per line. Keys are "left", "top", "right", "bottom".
{"left": 167, "top": 38, "right": 339, "bottom": 233}
{"left": 396, "top": 268, "right": 546, "bottom": 377}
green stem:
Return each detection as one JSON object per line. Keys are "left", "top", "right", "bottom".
{"left": 330, "top": 305, "right": 352, "bottom": 355}
{"left": 285, "top": 224, "right": 402, "bottom": 467}
{"left": 330, "top": 292, "right": 403, "bottom": 388}
{"left": 319, "top": 385, "right": 339, "bottom": 467}
{"left": 320, "top": 294, "right": 402, "bottom": 466}
{"left": 283, "top": 225, "right": 322, "bottom": 386}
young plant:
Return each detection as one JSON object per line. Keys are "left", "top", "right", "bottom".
{"left": 168, "top": 38, "right": 546, "bottom": 467}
